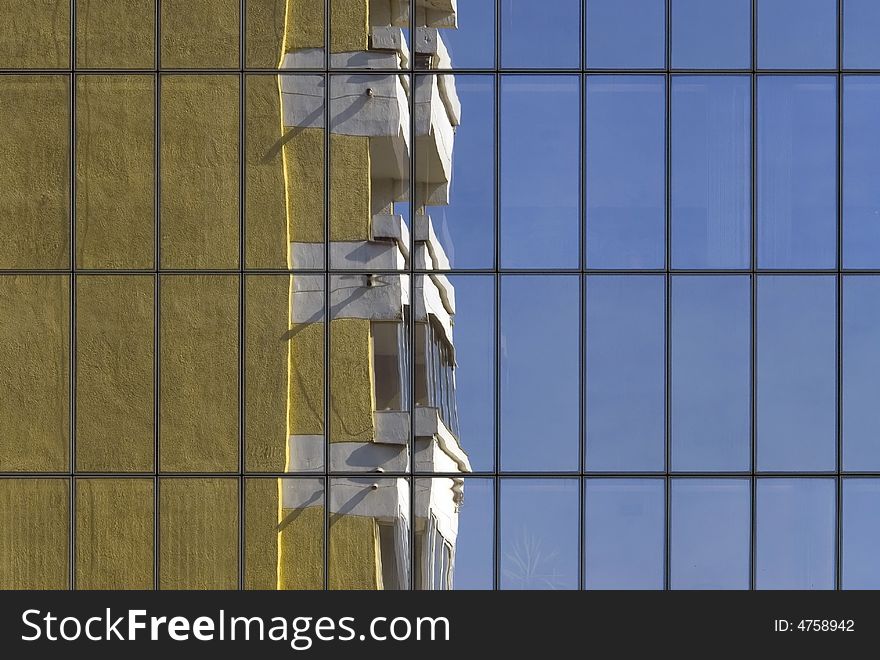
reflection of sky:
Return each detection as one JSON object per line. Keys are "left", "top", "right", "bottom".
{"left": 843, "top": 480, "right": 880, "bottom": 589}
{"left": 434, "top": 3, "right": 880, "bottom": 589}
{"left": 843, "top": 0, "right": 880, "bottom": 67}
{"left": 500, "top": 480, "right": 578, "bottom": 590}
{"left": 757, "top": 479, "right": 836, "bottom": 590}
{"left": 757, "top": 277, "right": 836, "bottom": 471}
{"left": 757, "top": 0, "right": 837, "bottom": 68}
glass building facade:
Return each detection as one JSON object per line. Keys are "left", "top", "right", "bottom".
{"left": 0, "top": 0, "right": 879, "bottom": 590}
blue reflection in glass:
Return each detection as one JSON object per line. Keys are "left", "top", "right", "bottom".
{"left": 757, "top": 276, "right": 836, "bottom": 472}
{"left": 842, "top": 479, "right": 880, "bottom": 589}
{"left": 671, "top": 479, "right": 750, "bottom": 589}
{"left": 757, "top": 479, "right": 836, "bottom": 590}
{"left": 436, "top": 76, "right": 494, "bottom": 269}
{"left": 758, "top": 76, "right": 837, "bottom": 269}
{"left": 672, "top": 0, "right": 751, "bottom": 69}
{"left": 586, "top": 0, "right": 665, "bottom": 69}
{"left": 843, "top": 77, "right": 880, "bottom": 268}
{"left": 501, "top": 0, "right": 580, "bottom": 68}
{"left": 843, "top": 277, "right": 880, "bottom": 471}
{"left": 672, "top": 76, "right": 751, "bottom": 268}
{"left": 448, "top": 276, "right": 494, "bottom": 472}
{"left": 444, "top": 0, "right": 495, "bottom": 69}
{"left": 585, "top": 479, "right": 665, "bottom": 590}
{"left": 672, "top": 277, "right": 751, "bottom": 471}
{"left": 501, "top": 479, "right": 579, "bottom": 590}
{"left": 447, "top": 478, "right": 493, "bottom": 589}
{"left": 586, "top": 76, "right": 665, "bottom": 268}
{"left": 501, "top": 76, "right": 580, "bottom": 268}
{"left": 843, "top": 0, "right": 880, "bottom": 68}
{"left": 501, "top": 276, "right": 580, "bottom": 472}
{"left": 586, "top": 276, "right": 665, "bottom": 471}
{"left": 758, "top": 0, "right": 837, "bottom": 69}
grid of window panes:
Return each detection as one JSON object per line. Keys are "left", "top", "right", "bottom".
{"left": 2, "top": 0, "right": 880, "bottom": 591}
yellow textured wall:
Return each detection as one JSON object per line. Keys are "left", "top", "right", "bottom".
{"left": 330, "top": 133, "right": 371, "bottom": 243}
{"left": 244, "top": 478, "right": 279, "bottom": 589}
{"left": 160, "top": 275, "right": 239, "bottom": 473}
{"left": 76, "top": 275, "right": 154, "bottom": 472}
{"left": 0, "top": 0, "right": 69, "bottom": 68}
{"left": 159, "top": 478, "right": 239, "bottom": 590}
{"left": 246, "top": 75, "right": 287, "bottom": 268}
{"left": 160, "top": 75, "right": 240, "bottom": 269}
{"left": 0, "top": 75, "right": 69, "bottom": 269}
{"left": 279, "top": 504, "right": 324, "bottom": 590}
{"left": 288, "top": 321, "right": 324, "bottom": 439}
{"left": 329, "top": 513, "right": 379, "bottom": 590}
{"left": 245, "top": 276, "right": 289, "bottom": 472}
{"left": 76, "top": 479, "right": 153, "bottom": 589}
{"left": 246, "top": 0, "right": 288, "bottom": 67}
{"left": 76, "top": 0, "right": 155, "bottom": 68}
{"left": 0, "top": 479, "right": 68, "bottom": 589}
{"left": 284, "top": 0, "right": 325, "bottom": 53}
{"left": 329, "top": 318, "right": 374, "bottom": 443}
{"left": 284, "top": 128, "right": 325, "bottom": 247}
{"left": 330, "top": 0, "right": 368, "bottom": 53}
{"left": 160, "top": 0, "right": 240, "bottom": 68}
{"left": 0, "top": 276, "right": 69, "bottom": 472}
{"left": 76, "top": 75, "right": 155, "bottom": 269}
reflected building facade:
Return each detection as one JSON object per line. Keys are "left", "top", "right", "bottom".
{"left": 277, "top": 0, "right": 468, "bottom": 589}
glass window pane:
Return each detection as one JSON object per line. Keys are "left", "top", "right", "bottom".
{"left": 757, "top": 0, "right": 837, "bottom": 69}
{"left": 671, "top": 76, "right": 751, "bottom": 269}
{"left": 844, "top": 0, "right": 880, "bottom": 68}
{"left": 328, "top": 0, "right": 409, "bottom": 69}
{"left": 842, "top": 479, "right": 880, "bottom": 589}
{"left": 160, "top": 478, "right": 239, "bottom": 589}
{"left": 76, "top": 479, "right": 154, "bottom": 589}
{"left": 671, "top": 0, "right": 751, "bottom": 69}
{"left": 757, "top": 276, "right": 836, "bottom": 472}
{"left": 0, "top": 479, "right": 68, "bottom": 589}
{"left": 501, "top": 0, "right": 580, "bottom": 69}
{"left": 501, "top": 276, "right": 580, "bottom": 472}
{"left": 246, "top": 478, "right": 324, "bottom": 590}
{"left": 843, "top": 277, "right": 880, "bottom": 471}
{"left": 0, "top": 275, "right": 69, "bottom": 472}
{"left": 843, "top": 77, "right": 880, "bottom": 268}
{"left": 757, "top": 76, "right": 837, "bottom": 269}
{"left": 423, "top": 76, "right": 494, "bottom": 269}
{"left": 160, "top": 0, "right": 240, "bottom": 69}
{"left": 248, "top": 0, "right": 322, "bottom": 68}
{"left": 0, "top": 75, "right": 69, "bottom": 269}
{"left": 160, "top": 275, "right": 239, "bottom": 473}
{"left": 417, "top": 478, "right": 493, "bottom": 590}
{"left": 444, "top": 0, "right": 495, "bottom": 69}
{"left": 329, "top": 73, "right": 409, "bottom": 271}
{"left": 586, "top": 276, "right": 665, "bottom": 471}
{"left": 501, "top": 479, "right": 578, "bottom": 590}
{"left": 671, "top": 479, "right": 750, "bottom": 589}
{"left": 329, "top": 274, "right": 410, "bottom": 473}
{"left": 76, "top": 75, "right": 155, "bottom": 270}
{"left": 501, "top": 76, "right": 580, "bottom": 268}
{"left": 76, "top": 275, "right": 154, "bottom": 473}
{"left": 447, "top": 276, "right": 495, "bottom": 472}
{"left": 249, "top": 73, "right": 323, "bottom": 269}
{"left": 586, "top": 0, "right": 665, "bottom": 69}
{"left": 160, "top": 75, "right": 240, "bottom": 269}
{"left": 672, "top": 276, "right": 751, "bottom": 472}
{"left": 330, "top": 478, "right": 411, "bottom": 590}
{"left": 586, "top": 76, "right": 666, "bottom": 268}
{"left": 757, "top": 479, "right": 836, "bottom": 590}
{"left": 585, "top": 479, "right": 664, "bottom": 590}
